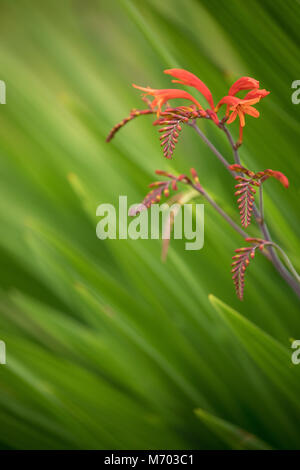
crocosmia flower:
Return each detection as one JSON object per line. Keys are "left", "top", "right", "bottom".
{"left": 216, "top": 95, "right": 263, "bottom": 143}
{"left": 132, "top": 84, "right": 205, "bottom": 116}
{"left": 216, "top": 76, "right": 270, "bottom": 143}
{"left": 108, "top": 70, "right": 270, "bottom": 149}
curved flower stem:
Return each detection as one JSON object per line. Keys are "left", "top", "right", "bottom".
{"left": 265, "top": 242, "right": 300, "bottom": 284}
{"left": 259, "top": 185, "right": 264, "bottom": 222}
{"left": 190, "top": 120, "right": 300, "bottom": 299}
{"left": 189, "top": 121, "right": 235, "bottom": 174}
{"left": 258, "top": 221, "right": 300, "bottom": 297}
{"left": 221, "top": 124, "right": 240, "bottom": 164}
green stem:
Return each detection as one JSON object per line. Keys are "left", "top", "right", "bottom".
{"left": 189, "top": 183, "right": 249, "bottom": 239}
{"left": 267, "top": 242, "right": 300, "bottom": 284}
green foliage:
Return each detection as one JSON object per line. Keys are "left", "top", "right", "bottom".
{"left": 0, "top": 0, "right": 299, "bottom": 449}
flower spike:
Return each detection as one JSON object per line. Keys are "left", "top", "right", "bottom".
{"left": 106, "top": 108, "right": 155, "bottom": 142}
{"left": 153, "top": 106, "right": 202, "bottom": 159}
{"left": 229, "top": 164, "right": 289, "bottom": 227}
{"left": 232, "top": 239, "right": 268, "bottom": 300}
{"left": 129, "top": 170, "right": 190, "bottom": 216}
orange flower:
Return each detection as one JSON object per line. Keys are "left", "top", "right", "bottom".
{"left": 132, "top": 84, "right": 205, "bottom": 116}
{"left": 216, "top": 95, "right": 262, "bottom": 143}
{"left": 217, "top": 76, "right": 270, "bottom": 143}
{"left": 164, "top": 68, "right": 215, "bottom": 109}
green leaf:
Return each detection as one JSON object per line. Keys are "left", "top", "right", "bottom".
{"left": 195, "top": 408, "right": 273, "bottom": 450}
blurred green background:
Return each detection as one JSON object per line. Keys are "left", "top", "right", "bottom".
{"left": 0, "top": 0, "right": 300, "bottom": 450}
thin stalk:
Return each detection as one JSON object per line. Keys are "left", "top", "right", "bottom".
{"left": 189, "top": 183, "right": 249, "bottom": 239}
{"left": 221, "top": 123, "right": 240, "bottom": 164}
{"left": 266, "top": 242, "right": 300, "bottom": 284}
{"left": 259, "top": 185, "right": 264, "bottom": 222}
{"left": 189, "top": 121, "right": 234, "bottom": 174}
{"left": 259, "top": 221, "right": 300, "bottom": 296}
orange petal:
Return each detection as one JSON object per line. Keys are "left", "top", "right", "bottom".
{"left": 266, "top": 170, "right": 289, "bottom": 188}
{"left": 241, "top": 97, "right": 261, "bottom": 106}
{"left": 164, "top": 68, "right": 214, "bottom": 109}
{"left": 132, "top": 84, "right": 156, "bottom": 94}
{"left": 216, "top": 95, "right": 241, "bottom": 111}
{"left": 152, "top": 96, "right": 165, "bottom": 116}
{"left": 237, "top": 109, "right": 245, "bottom": 127}
{"left": 228, "top": 76, "right": 259, "bottom": 96}
{"left": 243, "top": 106, "right": 260, "bottom": 118}
{"left": 244, "top": 89, "right": 270, "bottom": 100}
{"left": 227, "top": 109, "right": 238, "bottom": 124}
{"left": 133, "top": 84, "right": 204, "bottom": 113}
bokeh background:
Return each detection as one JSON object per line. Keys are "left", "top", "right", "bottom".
{"left": 0, "top": 0, "right": 300, "bottom": 450}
